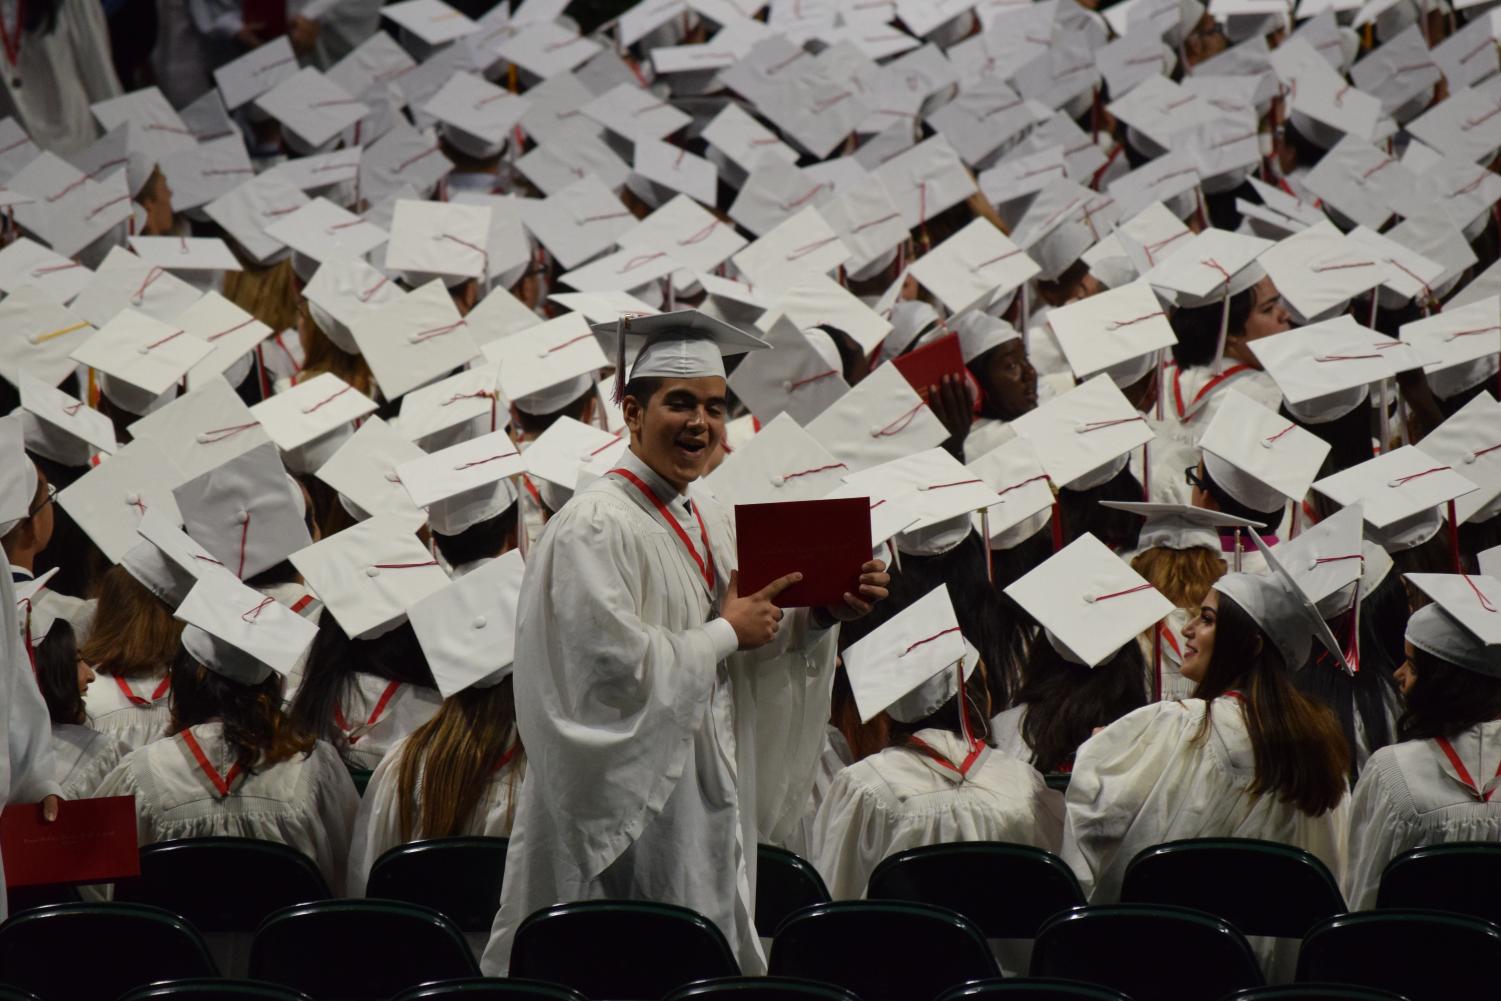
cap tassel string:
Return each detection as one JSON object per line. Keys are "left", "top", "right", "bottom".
{"left": 1463, "top": 572, "right": 1498, "bottom": 613}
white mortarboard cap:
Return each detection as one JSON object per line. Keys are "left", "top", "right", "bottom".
{"left": 263, "top": 145, "right": 363, "bottom": 196}
{"left": 0, "top": 117, "right": 39, "bottom": 181}
{"left": 843, "top": 583, "right": 972, "bottom": 723}
{"left": 756, "top": 69, "right": 871, "bottom": 160}
{"left": 397, "top": 429, "right": 522, "bottom": 534}
{"left": 0, "top": 415, "right": 35, "bottom": 535}
{"left": 967, "top": 435, "right": 1055, "bottom": 549}
{"left": 126, "top": 376, "right": 270, "bottom": 485}
{"left": 581, "top": 84, "right": 691, "bottom": 145}
{"left": 1011, "top": 179, "right": 1120, "bottom": 282}
{"left": 351, "top": 280, "right": 481, "bottom": 400}
{"left": 1254, "top": 219, "right": 1380, "bottom": 321}
{"left": 701, "top": 101, "right": 800, "bottom": 178}
{"left": 1142, "top": 227, "right": 1270, "bottom": 308}
{"left": 385, "top": 199, "right": 492, "bottom": 286}
{"left": 517, "top": 132, "right": 632, "bottom": 197}
{"left": 1247, "top": 315, "right": 1398, "bottom": 408}
{"left": 704, "top": 412, "right": 847, "bottom": 504}
{"left": 204, "top": 174, "right": 311, "bottom": 265}
{"left": 466, "top": 285, "right": 543, "bottom": 346}
{"left": 805, "top": 362, "right": 948, "bottom": 473}
{"left": 1243, "top": 527, "right": 1348, "bottom": 669}
{"left": 304, "top": 257, "right": 404, "bottom": 355}
{"left": 874, "top": 135, "right": 977, "bottom": 231}
{"left": 522, "top": 416, "right": 625, "bottom": 494}
{"left": 727, "top": 315, "right": 851, "bottom": 425}
{"left": 1106, "top": 151, "right": 1203, "bottom": 222}
{"left": 173, "top": 440, "right": 313, "bottom": 580}
{"left": 18, "top": 374, "right": 117, "bottom": 466}
{"left": 927, "top": 78, "right": 1036, "bottom": 169}
{"left": 291, "top": 515, "right": 450, "bottom": 639}
{"left": 950, "top": 311, "right": 1020, "bottom": 365}
{"left": 1305, "top": 136, "right": 1411, "bottom": 230}
{"left": 264, "top": 197, "right": 388, "bottom": 281}
{"left": 178, "top": 574, "right": 318, "bottom": 685}
{"left": 250, "top": 372, "right": 378, "bottom": 467}
{"left": 359, "top": 123, "right": 454, "bottom": 208}
{"left": 728, "top": 159, "right": 834, "bottom": 239}
{"left": 1011, "top": 375, "right": 1157, "bottom": 490}
{"left": 1385, "top": 211, "right": 1477, "bottom": 303}
{"left": 1288, "top": 73, "right": 1382, "bottom": 146}
{"left": 515, "top": 71, "right": 597, "bottom": 145}
{"left": 315, "top": 416, "right": 429, "bottom": 526}
{"left": 1271, "top": 503, "right": 1367, "bottom": 618}
{"left": 1213, "top": 570, "right": 1315, "bottom": 669}
{"left": 1349, "top": 23, "right": 1442, "bottom": 121}
{"left": 0, "top": 236, "right": 93, "bottom": 305}
{"left": 66, "top": 123, "right": 152, "bottom": 199}
{"left": 486, "top": 312, "right": 608, "bottom": 404}
{"left": 632, "top": 138, "right": 718, "bottom": 209}
{"left": 556, "top": 241, "right": 680, "bottom": 295}
{"left": 549, "top": 290, "right": 659, "bottom": 326}
{"left": 397, "top": 361, "right": 505, "bottom": 449}
{"left": 71, "top": 246, "right": 203, "bottom": 327}
{"left": 90, "top": 87, "right": 196, "bottom": 154}
{"left": 1101, "top": 501, "right": 1265, "bottom": 553}
{"left": 1046, "top": 280, "right": 1177, "bottom": 381}
{"left": 909, "top": 217, "right": 1039, "bottom": 316}
{"left": 214, "top": 37, "right": 299, "bottom": 111}
{"left": 449, "top": 191, "right": 537, "bottom": 292}
{"left": 819, "top": 174, "right": 907, "bottom": 281}
{"left": 1238, "top": 177, "right": 1326, "bottom": 240}
{"left": 841, "top": 446, "right": 996, "bottom": 555}
{"left": 57, "top": 437, "right": 184, "bottom": 563}
{"left": 127, "top": 236, "right": 242, "bottom": 288}
{"left": 1431, "top": 17, "right": 1498, "bottom": 93}
{"left": 409, "top": 549, "right": 526, "bottom": 697}
{"left": 1346, "top": 224, "right": 1446, "bottom": 310}
{"left": 8, "top": 153, "right": 130, "bottom": 260}
{"left": 0, "top": 287, "right": 94, "bottom": 388}
{"left": 423, "top": 72, "right": 529, "bottom": 159}
{"left": 1415, "top": 393, "right": 1501, "bottom": 525}
{"left": 619, "top": 196, "right": 745, "bottom": 292}
{"left": 518, "top": 174, "right": 636, "bottom": 271}
{"left": 731, "top": 205, "right": 852, "bottom": 299}
{"left": 1199, "top": 389, "right": 1332, "bottom": 510}
{"left": 254, "top": 68, "right": 369, "bottom": 153}
{"left": 71, "top": 308, "right": 212, "bottom": 411}
{"left": 1005, "top": 533, "right": 1175, "bottom": 667}
{"left": 1404, "top": 297, "right": 1501, "bottom": 387}
{"left": 382, "top": 0, "right": 479, "bottom": 46}
{"left": 122, "top": 507, "right": 235, "bottom": 605}
{"left": 1313, "top": 444, "right": 1478, "bottom": 530}
{"left": 1404, "top": 575, "right": 1501, "bottom": 676}
{"left": 495, "top": 20, "right": 601, "bottom": 80}
{"left": 767, "top": 275, "right": 892, "bottom": 354}
{"left": 611, "top": 308, "right": 769, "bottom": 393}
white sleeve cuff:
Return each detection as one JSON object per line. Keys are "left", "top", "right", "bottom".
{"left": 705, "top": 617, "right": 739, "bottom": 661}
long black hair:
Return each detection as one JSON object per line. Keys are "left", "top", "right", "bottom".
{"left": 36, "top": 620, "right": 83, "bottom": 726}
{"left": 1398, "top": 646, "right": 1501, "bottom": 742}
{"left": 1057, "top": 467, "right": 1144, "bottom": 553}
{"left": 1017, "top": 636, "right": 1148, "bottom": 773}
{"left": 287, "top": 617, "right": 436, "bottom": 745}
{"left": 1169, "top": 287, "right": 1256, "bottom": 369}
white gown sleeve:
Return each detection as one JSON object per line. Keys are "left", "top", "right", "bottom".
{"left": 305, "top": 742, "right": 361, "bottom": 896}
{"left": 1342, "top": 748, "right": 1408, "bottom": 910}
{"left": 345, "top": 736, "right": 409, "bottom": 897}
{"left": 811, "top": 763, "right": 900, "bottom": 900}
{"left": 61, "top": 0, "right": 123, "bottom": 103}
{"left": 3, "top": 566, "right": 60, "bottom": 807}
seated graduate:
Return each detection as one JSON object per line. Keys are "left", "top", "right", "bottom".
{"left": 34, "top": 615, "right": 130, "bottom": 800}
{"left": 812, "top": 583, "right": 1064, "bottom": 901}
{"left": 347, "top": 553, "right": 527, "bottom": 895}
{"left": 1062, "top": 558, "right": 1351, "bottom": 904}
{"left": 1344, "top": 576, "right": 1501, "bottom": 909}
{"left": 78, "top": 566, "right": 183, "bottom": 750}
{"left": 94, "top": 574, "right": 359, "bottom": 893}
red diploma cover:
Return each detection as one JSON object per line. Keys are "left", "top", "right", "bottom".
{"left": 735, "top": 497, "right": 872, "bottom": 609}
{"left": 242, "top": 0, "right": 288, "bottom": 39}
{"left": 891, "top": 330, "right": 967, "bottom": 399}
{"left": 1, "top": 796, "right": 139, "bottom": 888}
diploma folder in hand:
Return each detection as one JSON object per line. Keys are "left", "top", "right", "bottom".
{"left": 0, "top": 796, "right": 139, "bottom": 888}
{"left": 735, "top": 497, "right": 873, "bottom": 609}
{"left": 891, "top": 330, "right": 967, "bottom": 400}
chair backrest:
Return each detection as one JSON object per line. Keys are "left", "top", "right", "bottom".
{"left": 767, "top": 900, "right": 999, "bottom": 1001}
{"left": 247, "top": 900, "right": 479, "bottom": 1001}
{"left": 1030, "top": 904, "right": 1263, "bottom": 1001}
{"left": 664, "top": 975, "right": 862, "bottom": 1001}
{"left": 365, "top": 836, "right": 509, "bottom": 932}
{"left": 390, "top": 978, "right": 589, "bottom": 1001}
{"left": 1119, "top": 837, "right": 1346, "bottom": 938}
{"left": 1221, "top": 985, "right": 1413, "bottom": 1001}
{"left": 935, "top": 978, "right": 1134, "bottom": 1001}
{"left": 510, "top": 900, "right": 740, "bottom": 1000}
{"left": 114, "top": 837, "right": 333, "bottom": 932}
{"left": 1376, "top": 841, "right": 1501, "bottom": 925}
{"left": 117, "top": 979, "right": 316, "bottom": 1001}
{"left": 0, "top": 987, "right": 42, "bottom": 1001}
{"left": 755, "top": 845, "right": 831, "bottom": 938}
{"left": 0, "top": 902, "right": 218, "bottom": 1001}
{"left": 866, "top": 842, "right": 1086, "bottom": 939}
{"left": 1297, "top": 909, "right": 1501, "bottom": 1001}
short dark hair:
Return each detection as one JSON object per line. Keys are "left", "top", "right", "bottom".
{"left": 621, "top": 376, "right": 666, "bottom": 408}
{"left": 432, "top": 506, "right": 519, "bottom": 568}
{"left": 1399, "top": 645, "right": 1501, "bottom": 742}
{"left": 1169, "top": 286, "right": 1257, "bottom": 369}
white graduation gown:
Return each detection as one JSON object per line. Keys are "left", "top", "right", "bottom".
{"left": 1166, "top": 362, "right": 1283, "bottom": 444}
{"left": 1343, "top": 722, "right": 1501, "bottom": 910}
{"left": 51, "top": 723, "right": 130, "bottom": 800}
{"left": 0, "top": 555, "right": 62, "bottom": 920}
{"left": 0, "top": 0, "right": 122, "bottom": 154}
{"left": 781, "top": 725, "right": 853, "bottom": 862}
{"left": 333, "top": 674, "right": 443, "bottom": 771}
{"left": 1062, "top": 698, "right": 1348, "bottom": 904}
{"left": 93, "top": 722, "right": 359, "bottom": 893}
{"left": 989, "top": 705, "right": 1033, "bottom": 765}
{"left": 346, "top": 733, "right": 524, "bottom": 897}
{"left": 480, "top": 449, "right": 838, "bottom": 976}
{"left": 811, "top": 729, "right": 1064, "bottom": 901}
{"left": 84, "top": 669, "right": 173, "bottom": 751}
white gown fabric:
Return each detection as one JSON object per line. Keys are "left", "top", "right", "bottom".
{"left": 51, "top": 723, "right": 131, "bottom": 799}
{"left": 989, "top": 705, "right": 1033, "bottom": 765}
{"left": 333, "top": 674, "right": 443, "bottom": 771}
{"left": 345, "top": 733, "right": 524, "bottom": 896}
{"left": 811, "top": 729, "right": 1065, "bottom": 900}
{"left": 0, "top": 0, "right": 122, "bottom": 154}
{"left": 93, "top": 722, "right": 360, "bottom": 892}
{"left": 84, "top": 669, "right": 173, "bottom": 751}
{"left": 481, "top": 448, "right": 838, "bottom": 976}
{"left": 1343, "top": 722, "right": 1501, "bottom": 909}
{"left": 1062, "top": 698, "right": 1348, "bottom": 903}
{"left": 1, "top": 554, "right": 62, "bottom": 920}
{"left": 1166, "top": 362, "right": 1283, "bottom": 444}
{"left": 781, "top": 725, "right": 853, "bottom": 862}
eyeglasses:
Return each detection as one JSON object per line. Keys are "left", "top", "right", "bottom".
{"left": 1183, "top": 464, "right": 1206, "bottom": 490}
{"left": 27, "top": 482, "right": 56, "bottom": 518}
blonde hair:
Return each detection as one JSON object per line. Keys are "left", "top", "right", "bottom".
{"left": 224, "top": 258, "right": 300, "bottom": 334}
{"left": 395, "top": 681, "right": 523, "bottom": 840}
{"left": 1131, "top": 546, "right": 1227, "bottom": 609}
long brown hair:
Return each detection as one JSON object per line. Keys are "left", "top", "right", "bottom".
{"left": 168, "top": 649, "right": 316, "bottom": 775}
{"left": 1193, "top": 593, "right": 1350, "bottom": 814}
{"left": 1398, "top": 647, "right": 1501, "bottom": 742}
{"left": 223, "top": 257, "right": 300, "bottom": 334}
{"left": 297, "top": 307, "right": 376, "bottom": 396}
{"left": 79, "top": 566, "right": 184, "bottom": 678}
{"left": 394, "top": 680, "right": 523, "bottom": 840}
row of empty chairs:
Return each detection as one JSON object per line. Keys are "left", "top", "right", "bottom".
{"left": 3, "top": 837, "right": 1499, "bottom": 1001}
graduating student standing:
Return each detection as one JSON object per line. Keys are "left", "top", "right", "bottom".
{"left": 481, "top": 312, "right": 889, "bottom": 975}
